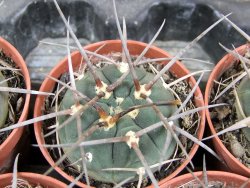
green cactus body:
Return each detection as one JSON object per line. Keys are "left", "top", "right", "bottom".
{"left": 58, "top": 64, "right": 178, "bottom": 183}
{"left": 0, "top": 71, "right": 8, "bottom": 129}
{"left": 235, "top": 77, "right": 250, "bottom": 142}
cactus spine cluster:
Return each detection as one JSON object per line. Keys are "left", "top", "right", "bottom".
{"left": 58, "top": 63, "right": 179, "bottom": 183}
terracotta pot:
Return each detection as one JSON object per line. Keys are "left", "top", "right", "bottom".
{"left": 0, "top": 172, "right": 67, "bottom": 187}
{"left": 0, "top": 38, "right": 31, "bottom": 172}
{"left": 162, "top": 171, "right": 250, "bottom": 187}
{"left": 205, "top": 44, "right": 250, "bottom": 177}
{"left": 34, "top": 40, "right": 205, "bottom": 187}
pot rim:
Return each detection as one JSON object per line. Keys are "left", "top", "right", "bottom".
{"left": 0, "top": 37, "right": 31, "bottom": 165}
{"left": 0, "top": 172, "right": 67, "bottom": 187}
{"left": 205, "top": 44, "right": 250, "bottom": 176}
{"left": 34, "top": 39, "right": 205, "bottom": 187}
{"left": 162, "top": 170, "right": 250, "bottom": 187}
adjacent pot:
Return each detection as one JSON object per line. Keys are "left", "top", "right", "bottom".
{"left": 162, "top": 171, "right": 250, "bottom": 187}
{"left": 34, "top": 40, "right": 205, "bottom": 187}
{"left": 0, "top": 38, "right": 31, "bottom": 172}
{"left": 205, "top": 44, "right": 250, "bottom": 177}
{"left": 0, "top": 172, "right": 67, "bottom": 187}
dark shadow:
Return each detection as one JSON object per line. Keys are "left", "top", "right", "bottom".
{"left": 1, "top": 1, "right": 106, "bottom": 57}
{"left": 137, "top": 2, "right": 246, "bottom": 62}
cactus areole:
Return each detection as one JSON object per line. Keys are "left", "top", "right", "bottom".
{"left": 235, "top": 77, "right": 250, "bottom": 142}
{"left": 58, "top": 62, "right": 179, "bottom": 183}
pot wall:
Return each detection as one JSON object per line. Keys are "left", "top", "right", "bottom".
{"left": 0, "top": 38, "right": 31, "bottom": 173}
{"left": 205, "top": 44, "right": 250, "bottom": 177}
{"left": 34, "top": 40, "right": 205, "bottom": 187}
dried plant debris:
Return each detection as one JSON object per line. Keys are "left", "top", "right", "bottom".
{"left": 210, "top": 58, "right": 250, "bottom": 168}
{"left": 0, "top": 50, "right": 25, "bottom": 144}
{"left": 42, "top": 53, "right": 199, "bottom": 187}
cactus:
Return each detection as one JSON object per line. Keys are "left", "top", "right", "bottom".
{"left": 0, "top": 71, "right": 9, "bottom": 129}
{"left": 58, "top": 64, "right": 179, "bottom": 183}
{"left": 235, "top": 76, "right": 250, "bottom": 142}
{"left": 35, "top": 0, "right": 230, "bottom": 186}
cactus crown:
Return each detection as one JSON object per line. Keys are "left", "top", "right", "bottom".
{"left": 58, "top": 62, "right": 179, "bottom": 183}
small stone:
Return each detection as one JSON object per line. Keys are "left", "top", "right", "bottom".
{"left": 230, "top": 139, "right": 245, "bottom": 158}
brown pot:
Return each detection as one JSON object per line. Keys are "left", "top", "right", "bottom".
{"left": 0, "top": 38, "right": 31, "bottom": 172}
{"left": 162, "top": 171, "right": 250, "bottom": 187}
{"left": 0, "top": 172, "right": 67, "bottom": 187}
{"left": 34, "top": 40, "right": 205, "bottom": 187}
{"left": 205, "top": 44, "right": 250, "bottom": 177}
